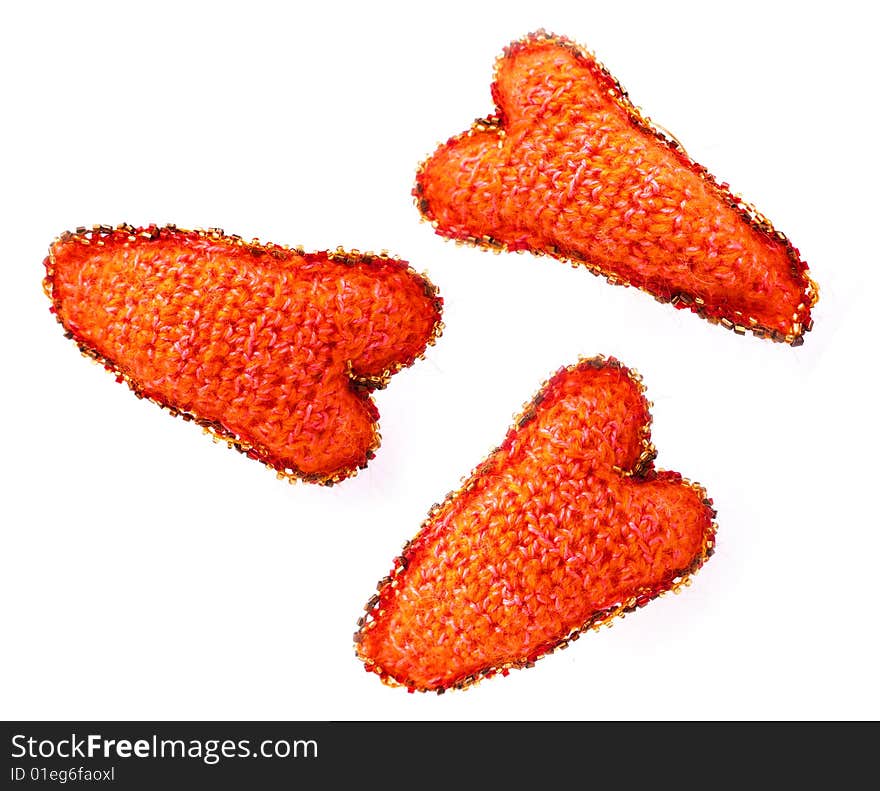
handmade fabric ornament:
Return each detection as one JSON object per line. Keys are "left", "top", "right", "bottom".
{"left": 44, "top": 225, "right": 443, "bottom": 484}
{"left": 356, "top": 357, "right": 716, "bottom": 691}
{"left": 416, "top": 31, "right": 817, "bottom": 344}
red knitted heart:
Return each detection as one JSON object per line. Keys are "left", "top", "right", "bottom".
{"left": 416, "top": 31, "right": 817, "bottom": 344}
{"left": 356, "top": 357, "right": 716, "bottom": 691}
{"left": 44, "top": 225, "right": 443, "bottom": 484}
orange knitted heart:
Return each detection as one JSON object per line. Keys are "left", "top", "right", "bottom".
{"left": 416, "top": 31, "right": 817, "bottom": 344}
{"left": 356, "top": 357, "right": 716, "bottom": 691}
{"left": 44, "top": 225, "right": 443, "bottom": 484}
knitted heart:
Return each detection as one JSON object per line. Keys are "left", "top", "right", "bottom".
{"left": 416, "top": 31, "right": 817, "bottom": 344}
{"left": 44, "top": 225, "right": 443, "bottom": 484}
{"left": 356, "top": 357, "right": 716, "bottom": 691}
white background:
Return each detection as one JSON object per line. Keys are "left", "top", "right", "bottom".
{"left": 1, "top": 0, "right": 877, "bottom": 720}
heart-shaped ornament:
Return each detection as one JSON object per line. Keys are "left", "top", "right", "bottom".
{"left": 356, "top": 357, "right": 716, "bottom": 691}
{"left": 416, "top": 31, "right": 817, "bottom": 344}
{"left": 45, "top": 225, "right": 443, "bottom": 484}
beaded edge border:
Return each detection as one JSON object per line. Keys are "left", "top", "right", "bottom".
{"left": 42, "top": 223, "right": 445, "bottom": 486}
{"left": 413, "top": 29, "right": 819, "bottom": 346}
{"left": 354, "top": 354, "right": 718, "bottom": 693}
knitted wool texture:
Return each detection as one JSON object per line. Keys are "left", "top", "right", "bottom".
{"left": 44, "top": 225, "right": 443, "bottom": 483}
{"left": 416, "top": 31, "right": 817, "bottom": 344}
{"left": 356, "top": 357, "right": 716, "bottom": 691}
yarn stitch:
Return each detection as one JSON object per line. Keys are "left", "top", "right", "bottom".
{"left": 356, "top": 357, "right": 716, "bottom": 692}
{"left": 416, "top": 31, "right": 817, "bottom": 344}
{"left": 44, "top": 225, "right": 443, "bottom": 484}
